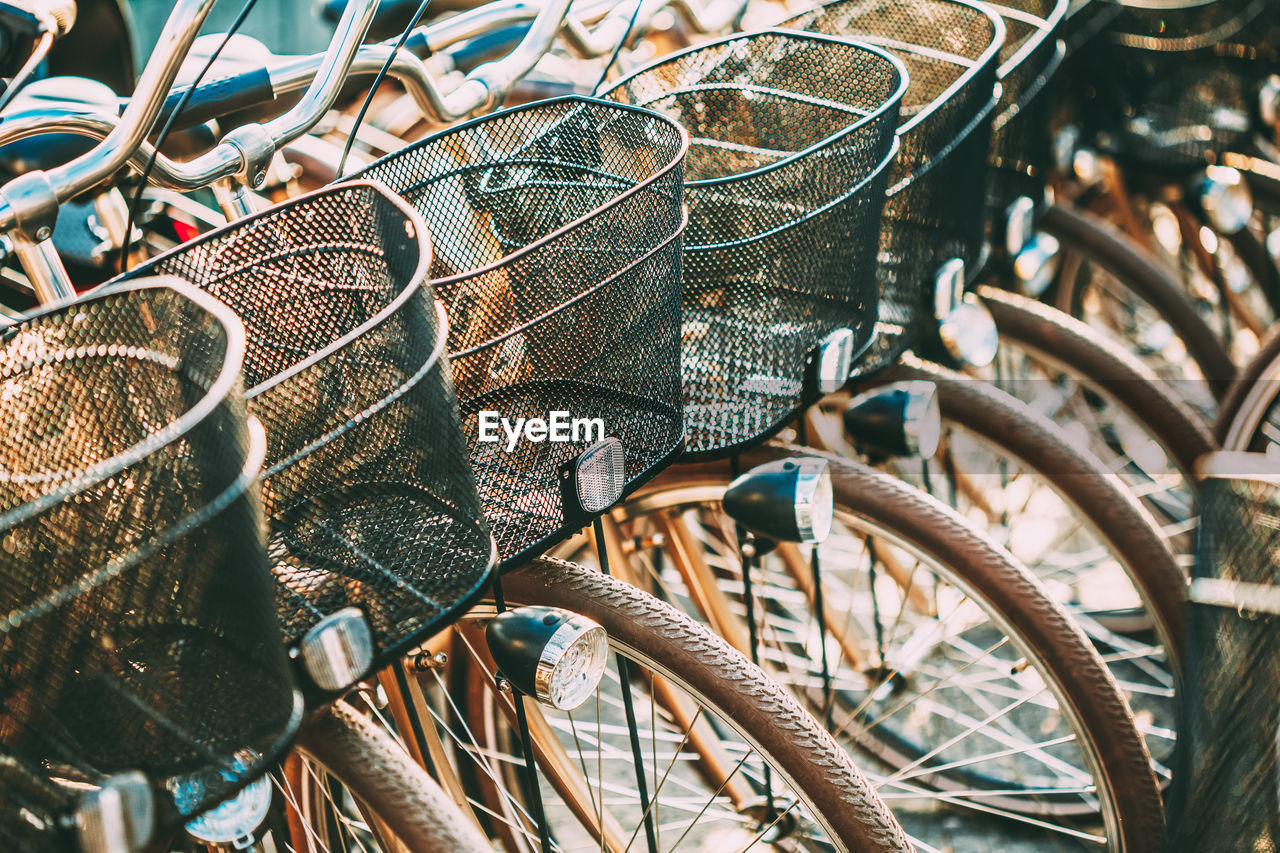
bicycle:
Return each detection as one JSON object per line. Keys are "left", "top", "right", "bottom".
{"left": 1045, "top": 0, "right": 1280, "bottom": 415}
{"left": 577, "top": 16, "right": 1164, "bottom": 851}
{"left": 1, "top": 4, "right": 917, "bottom": 849}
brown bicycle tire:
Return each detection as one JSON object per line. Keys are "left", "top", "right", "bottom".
{"left": 978, "top": 284, "right": 1217, "bottom": 479}
{"left": 494, "top": 556, "right": 915, "bottom": 852}
{"left": 1043, "top": 203, "right": 1236, "bottom": 401}
{"left": 290, "top": 700, "right": 493, "bottom": 853}
{"left": 1214, "top": 324, "right": 1280, "bottom": 449}
{"left": 868, "top": 356, "right": 1188, "bottom": 663}
{"left": 635, "top": 444, "right": 1165, "bottom": 850}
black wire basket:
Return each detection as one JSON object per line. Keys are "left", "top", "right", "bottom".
{"left": 1104, "top": 0, "right": 1278, "bottom": 169}
{"left": 782, "top": 0, "right": 1006, "bottom": 373}
{"left": 349, "top": 97, "right": 688, "bottom": 565}
{"left": 0, "top": 281, "right": 300, "bottom": 843}
{"left": 601, "top": 30, "right": 903, "bottom": 458}
{"left": 987, "top": 0, "right": 1068, "bottom": 245}
{"left": 1168, "top": 453, "right": 1280, "bottom": 850}
{"left": 112, "top": 182, "right": 495, "bottom": 668}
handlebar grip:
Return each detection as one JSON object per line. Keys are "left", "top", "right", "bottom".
{"left": 450, "top": 23, "right": 528, "bottom": 73}
{"left": 158, "top": 64, "right": 276, "bottom": 130}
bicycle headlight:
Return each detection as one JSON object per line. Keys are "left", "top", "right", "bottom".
{"left": 169, "top": 751, "right": 271, "bottom": 846}
{"left": 486, "top": 607, "right": 608, "bottom": 711}
{"left": 723, "top": 458, "right": 834, "bottom": 544}
{"left": 1197, "top": 165, "right": 1252, "bottom": 235}
{"left": 843, "top": 381, "right": 941, "bottom": 460}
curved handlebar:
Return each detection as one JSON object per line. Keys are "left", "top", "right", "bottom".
{"left": 0, "top": 0, "right": 736, "bottom": 223}
{"left": 39, "top": 0, "right": 216, "bottom": 203}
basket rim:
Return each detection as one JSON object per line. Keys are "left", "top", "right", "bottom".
{"left": 685, "top": 134, "right": 899, "bottom": 251}
{"left": 349, "top": 95, "right": 690, "bottom": 291}
{"left": 993, "top": 0, "right": 1069, "bottom": 80}
{"left": 114, "top": 180, "right": 436, "bottom": 404}
{"left": 0, "top": 277, "right": 247, "bottom": 530}
{"left": 994, "top": 34, "right": 1065, "bottom": 132}
{"left": 779, "top": 0, "right": 1006, "bottom": 137}
{"left": 601, "top": 27, "right": 910, "bottom": 189}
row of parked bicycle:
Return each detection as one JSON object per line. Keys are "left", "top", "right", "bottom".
{"left": 1, "top": 0, "right": 1278, "bottom": 850}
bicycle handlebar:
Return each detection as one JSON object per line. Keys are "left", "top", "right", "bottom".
{"left": 0, "top": 0, "right": 738, "bottom": 231}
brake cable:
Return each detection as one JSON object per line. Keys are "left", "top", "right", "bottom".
{"left": 118, "top": 0, "right": 261, "bottom": 274}
{"left": 592, "top": 0, "right": 643, "bottom": 95}
{"left": 337, "top": 0, "right": 432, "bottom": 178}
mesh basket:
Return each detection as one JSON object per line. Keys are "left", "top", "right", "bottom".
{"left": 782, "top": 0, "right": 1006, "bottom": 373}
{"left": 601, "top": 30, "right": 903, "bottom": 458}
{"left": 111, "top": 182, "right": 495, "bottom": 667}
{"left": 1104, "top": 0, "right": 1278, "bottom": 168}
{"left": 1168, "top": 454, "right": 1280, "bottom": 850}
{"left": 987, "top": 0, "right": 1068, "bottom": 241}
{"left": 0, "top": 281, "right": 299, "bottom": 838}
{"left": 349, "top": 97, "right": 687, "bottom": 565}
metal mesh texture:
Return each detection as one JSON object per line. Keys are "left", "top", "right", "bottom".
{"left": 987, "top": 0, "right": 1068, "bottom": 242}
{"left": 0, "top": 282, "right": 298, "bottom": 835}
{"left": 1103, "top": 0, "right": 1277, "bottom": 168}
{"left": 350, "top": 97, "right": 687, "bottom": 566}
{"left": 112, "top": 183, "right": 494, "bottom": 667}
{"left": 782, "top": 0, "right": 1005, "bottom": 373}
{"left": 1168, "top": 470, "right": 1280, "bottom": 850}
{"left": 602, "top": 30, "right": 902, "bottom": 458}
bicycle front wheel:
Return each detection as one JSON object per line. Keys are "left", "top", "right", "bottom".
{"left": 589, "top": 446, "right": 1164, "bottom": 852}
{"left": 417, "top": 558, "right": 913, "bottom": 853}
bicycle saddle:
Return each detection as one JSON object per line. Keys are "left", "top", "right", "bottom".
{"left": 176, "top": 33, "right": 273, "bottom": 86}
{"left": 0, "top": 75, "right": 119, "bottom": 174}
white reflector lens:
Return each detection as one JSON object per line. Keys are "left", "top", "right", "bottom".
{"left": 816, "top": 328, "right": 855, "bottom": 394}
{"left": 1004, "top": 196, "right": 1036, "bottom": 256}
{"left": 1013, "top": 233, "right": 1061, "bottom": 298}
{"left": 76, "top": 772, "right": 153, "bottom": 853}
{"left": 810, "top": 467, "right": 833, "bottom": 544}
{"left": 939, "top": 294, "right": 998, "bottom": 367}
{"left": 171, "top": 752, "right": 271, "bottom": 845}
{"left": 933, "top": 258, "right": 966, "bottom": 319}
{"left": 298, "top": 607, "right": 373, "bottom": 692}
{"left": 537, "top": 617, "right": 609, "bottom": 710}
{"left": 574, "top": 438, "right": 625, "bottom": 514}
